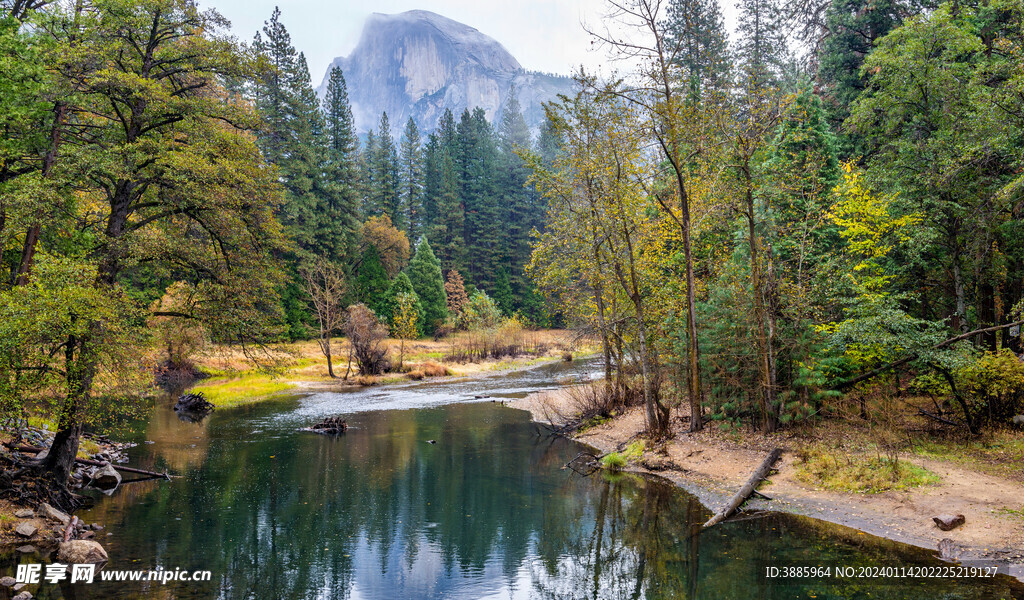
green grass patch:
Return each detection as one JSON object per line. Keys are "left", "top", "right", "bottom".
{"left": 191, "top": 372, "right": 296, "bottom": 408}
{"left": 795, "top": 447, "right": 941, "bottom": 493}
{"left": 623, "top": 440, "right": 645, "bottom": 461}
{"left": 578, "top": 415, "right": 611, "bottom": 433}
{"left": 601, "top": 452, "right": 627, "bottom": 472}
{"left": 995, "top": 507, "right": 1024, "bottom": 520}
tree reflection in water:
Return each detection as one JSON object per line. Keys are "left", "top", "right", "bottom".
{"left": 5, "top": 400, "right": 1013, "bottom": 600}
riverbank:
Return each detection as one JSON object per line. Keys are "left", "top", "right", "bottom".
{"left": 189, "top": 329, "right": 587, "bottom": 407}
{"left": 511, "top": 388, "right": 1024, "bottom": 581}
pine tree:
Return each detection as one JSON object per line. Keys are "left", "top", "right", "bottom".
{"left": 735, "top": 0, "right": 789, "bottom": 90}
{"left": 321, "top": 66, "right": 361, "bottom": 261}
{"left": 665, "top": 0, "right": 731, "bottom": 97}
{"left": 252, "top": 9, "right": 327, "bottom": 255}
{"left": 379, "top": 271, "right": 421, "bottom": 327}
{"left": 426, "top": 109, "right": 465, "bottom": 272}
{"left": 816, "top": 0, "right": 920, "bottom": 153}
{"left": 498, "top": 91, "right": 540, "bottom": 311}
{"left": 407, "top": 237, "right": 448, "bottom": 334}
{"left": 356, "top": 245, "right": 390, "bottom": 315}
{"left": 399, "top": 117, "right": 424, "bottom": 241}
{"left": 492, "top": 267, "right": 514, "bottom": 316}
{"left": 369, "top": 112, "right": 401, "bottom": 229}
{"left": 457, "top": 108, "right": 500, "bottom": 289}
{"left": 536, "top": 110, "right": 563, "bottom": 167}
{"left": 360, "top": 127, "right": 377, "bottom": 219}
{"left": 444, "top": 269, "right": 470, "bottom": 319}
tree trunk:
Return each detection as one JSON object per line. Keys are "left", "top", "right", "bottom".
{"left": 324, "top": 336, "right": 336, "bottom": 378}
{"left": 745, "top": 188, "right": 778, "bottom": 432}
{"left": 703, "top": 448, "right": 782, "bottom": 528}
{"left": 16, "top": 100, "right": 66, "bottom": 286}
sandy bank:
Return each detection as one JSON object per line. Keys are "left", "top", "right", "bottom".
{"left": 511, "top": 388, "right": 1024, "bottom": 581}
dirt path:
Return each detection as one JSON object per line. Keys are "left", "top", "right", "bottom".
{"left": 511, "top": 389, "right": 1024, "bottom": 581}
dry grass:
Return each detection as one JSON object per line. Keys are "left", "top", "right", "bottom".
{"left": 794, "top": 444, "right": 941, "bottom": 493}
{"left": 184, "top": 330, "right": 587, "bottom": 403}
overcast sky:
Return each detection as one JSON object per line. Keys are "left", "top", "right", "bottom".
{"left": 202, "top": 0, "right": 739, "bottom": 83}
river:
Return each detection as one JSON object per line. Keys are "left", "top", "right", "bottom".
{"left": 6, "top": 360, "right": 1022, "bottom": 599}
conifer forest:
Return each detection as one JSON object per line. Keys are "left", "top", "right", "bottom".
{"left": 1, "top": 2, "right": 1024, "bottom": 594}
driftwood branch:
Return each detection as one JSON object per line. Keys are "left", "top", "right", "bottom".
{"left": 5, "top": 443, "right": 171, "bottom": 480}
{"left": 703, "top": 448, "right": 782, "bottom": 528}
{"left": 835, "top": 319, "right": 1024, "bottom": 390}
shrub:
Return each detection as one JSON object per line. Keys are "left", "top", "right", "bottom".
{"left": 460, "top": 290, "right": 502, "bottom": 331}
{"left": 342, "top": 304, "right": 390, "bottom": 376}
{"left": 957, "top": 350, "right": 1024, "bottom": 426}
{"left": 421, "top": 361, "right": 450, "bottom": 377}
{"left": 601, "top": 452, "right": 627, "bottom": 471}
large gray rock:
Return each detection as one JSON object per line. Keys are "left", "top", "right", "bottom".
{"left": 14, "top": 522, "right": 36, "bottom": 538}
{"left": 317, "top": 10, "right": 574, "bottom": 137}
{"left": 57, "top": 540, "right": 108, "bottom": 564}
{"left": 38, "top": 502, "right": 70, "bottom": 526}
{"left": 933, "top": 514, "right": 966, "bottom": 531}
{"left": 89, "top": 463, "right": 121, "bottom": 490}
{"left": 0, "top": 576, "right": 15, "bottom": 587}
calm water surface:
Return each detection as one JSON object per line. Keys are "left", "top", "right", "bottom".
{"left": 5, "top": 361, "right": 1023, "bottom": 599}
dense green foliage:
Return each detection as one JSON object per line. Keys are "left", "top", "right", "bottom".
{"left": 527, "top": 0, "right": 1024, "bottom": 435}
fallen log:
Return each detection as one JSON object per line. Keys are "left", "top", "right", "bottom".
{"left": 4, "top": 443, "right": 171, "bottom": 481}
{"left": 703, "top": 448, "right": 782, "bottom": 528}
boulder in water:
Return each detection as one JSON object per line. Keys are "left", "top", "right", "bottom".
{"left": 57, "top": 540, "right": 108, "bottom": 564}
{"left": 88, "top": 463, "right": 121, "bottom": 491}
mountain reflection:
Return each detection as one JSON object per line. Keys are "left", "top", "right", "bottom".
{"left": 23, "top": 398, "right": 1014, "bottom": 600}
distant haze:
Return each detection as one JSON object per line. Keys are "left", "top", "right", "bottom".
{"left": 202, "top": 0, "right": 609, "bottom": 80}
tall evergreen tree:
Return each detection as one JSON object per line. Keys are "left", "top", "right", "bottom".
{"left": 457, "top": 108, "right": 500, "bottom": 289}
{"left": 665, "top": 0, "right": 731, "bottom": 96}
{"left": 426, "top": 109, "right": 465, "bottom": 272}
{"left": 735, "top": 0, "right": 789, "bottom": 90}
{"left": 321, "top": 66, "right": 361, "bottom": 261}
{"left": 369, "top": 112, "right": 401, "bottom": 229}
{"left": 360, "top": 127, "right": 377, "bottom": 220}
{"left": 252, "top": 9, "right": 326, "bottom": 254}
{"left": 497, "top": 92, "right": 540, "bottom": 309}
{"left": 407, "top": 237, "right": 447, "bottom": 334}
{"left": 355, "top": 244, "right": 390, "bottom": 315}
{"left": 399, "top": 117, "right": 424, "bottom": 241}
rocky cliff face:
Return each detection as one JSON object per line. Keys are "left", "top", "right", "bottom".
{"left": 318, "top": 10, "right": 574, "bottom": 137}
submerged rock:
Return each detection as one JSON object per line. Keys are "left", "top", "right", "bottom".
{"left": 57, "top": 540, "right": 108, "bottom": 564}
{"left": 938, "top": 538, "right": 964, "bottom": 560}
